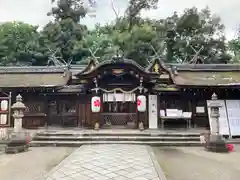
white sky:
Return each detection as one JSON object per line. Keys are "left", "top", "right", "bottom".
{"left": 0, "top": 0, "right": 239, "bottom": 40}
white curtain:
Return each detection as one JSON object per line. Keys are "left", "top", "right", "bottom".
{"left": 103, "top": 93, "right": 135, "bottom": 102}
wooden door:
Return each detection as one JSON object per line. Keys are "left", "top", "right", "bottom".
{"left": 78, "top": 103, "right": 92, "bottom": 127}
{"left": 78, "top": 103, "right": 86, "bottom": 127}
{"left": 86, "top": 103, "right": 93, "bottom": 127}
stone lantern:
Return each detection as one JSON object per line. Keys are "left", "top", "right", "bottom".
{"left": 205, "top": 93, "right": 228, "bottom": 153}
{"left": 11, "top": 94, "right": 26, "bottom": 133}
{"left": 5, "top": 94, "right": 29, "bottom": 153}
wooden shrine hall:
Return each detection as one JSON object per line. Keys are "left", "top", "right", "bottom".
{"left": 1, "top": 56, "right": 240, "bottom": 135}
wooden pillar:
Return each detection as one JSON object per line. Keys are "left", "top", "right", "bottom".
{"left": 43, "top": 94, "right": 49, "bottom": 128}
{"left": 144, "top": 93, "right": 148, "bottom": 127}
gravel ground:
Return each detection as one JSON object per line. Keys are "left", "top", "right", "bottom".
{"left": 153, "top": 145, "right": 240, "bottom": 180}
{"left": 0, "top": 147, "right": 76, "bottom": 180}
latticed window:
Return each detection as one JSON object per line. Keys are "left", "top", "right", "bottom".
{"left": 25, "top": 101, "right": 44, "bottom": 113}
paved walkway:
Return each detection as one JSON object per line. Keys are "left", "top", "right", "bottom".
{"left": 46, "top": 145, "right": 162, "bottom": 180}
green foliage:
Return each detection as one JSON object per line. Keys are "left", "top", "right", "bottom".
{"left": 41, "top": 0, "right": 89, "bottom": 63}
{"left": 49, "top": 0, "right": 88, "bottom": 23}
{"left": 165, "top": 7, "right": 229, "bottom": 63}
{"left": 0, "top": 22, "right": 42, "bottom": 65}
{"left": 228, "top": 37, "right": 240, "bottom": 63}
{"left": 0, "top": 2, "right": 235, "bottom": 66}
{"left": 125, "top": 0, "right": 159, "bottom": 31}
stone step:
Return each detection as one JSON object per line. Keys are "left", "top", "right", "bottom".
{"left": 36, "top": 132, "right": 200, "bottom": 137}
{"left": 33, "top": 135, "right": 200, "bottom": 141}
{"left": 30, "top": 140, "right": 202, "bottom": 147}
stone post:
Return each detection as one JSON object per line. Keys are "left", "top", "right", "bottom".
{"left": 205, "top": 93, "right": 228, "bottom": 153}
{"left": 11, "top": 94, "right": 26, "bottom": 133}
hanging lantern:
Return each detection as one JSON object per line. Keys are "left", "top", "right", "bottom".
{"left": 91, "top": 96, "right": 101, "bottom": 112}
{"left": 1, "top": 100, "right": 8, "bottom": 111}
{"left": 137, "top": 95, "right": 146, "bottom": 112}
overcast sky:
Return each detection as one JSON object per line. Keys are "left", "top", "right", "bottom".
{"left": 0, "top": 0, "right": 240, "bottom": 40}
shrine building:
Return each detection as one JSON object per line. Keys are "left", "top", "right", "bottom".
{"left": 0, "top": 57, "right": 240, "bottom": 136}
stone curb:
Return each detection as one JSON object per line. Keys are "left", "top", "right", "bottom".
{"left": 44, "top": 145, "right": 84, "bottom": 178}
{"left": 147, "top": 146, "right": 168, "bottom": 180}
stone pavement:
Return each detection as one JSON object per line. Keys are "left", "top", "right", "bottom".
{"left": 46, "top": 144, "right": 162, "bottom": 180}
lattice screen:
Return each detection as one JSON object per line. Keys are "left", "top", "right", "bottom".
{"left": 59, "top": 101, "right": 76, "bottom": 113}
{"left": 25, "top": 101, "right": 44, "bottom": 113}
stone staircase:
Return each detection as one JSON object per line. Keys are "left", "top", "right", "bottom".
{"left": 30, "top": 130, "right": 203, "bottom": 147}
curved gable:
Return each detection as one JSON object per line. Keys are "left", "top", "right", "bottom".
{"left": 75, "top": 58, "right": 152, "bottom": 78}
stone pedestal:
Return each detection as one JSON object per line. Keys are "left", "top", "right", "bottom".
{"left": 94, "top": 122, "right": 100, "bottom": 130}
{"left": 5, "top": 133, "right": 29, "bottom": 153}
{"left": 139, "top": 122, "right": 144, "bottom": 131}
{"left": 205, "top": 93, "right": 228, "bottom": 153}
{"left": 205, "top": 134, "right": 228, "bottom": 153}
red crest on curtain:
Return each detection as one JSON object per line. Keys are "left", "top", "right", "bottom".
{"left": 91, "top": 96, "right": 101, "bottom": 112}
{"left": 137, "top": 95, "right": 146, "bottom": 112}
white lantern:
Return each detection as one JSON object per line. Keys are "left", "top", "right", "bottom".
{"left": 0, "top": 114, "right": 7, "bottom": 125}
{"left": 137, "top": 95, "right": 146, "bottom": 112}
{"left": 1, "top": 100, "right": 8, "bottom": 111}
{"left": 91, "top": 96, "right": 101, "bottom": 112}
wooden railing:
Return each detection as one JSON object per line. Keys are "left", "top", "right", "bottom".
{"left": 100, "top": 113, "right": 137, "bottom": 125}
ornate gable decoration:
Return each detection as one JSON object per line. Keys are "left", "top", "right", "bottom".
{"left": 147, "top": 58, "right": 168, "bottom": 74}
{"left": 146, "top": 58, "right": 173, "bottom": 80}
{"left": 82, "top": 58, "right": 98, "bottom": 73}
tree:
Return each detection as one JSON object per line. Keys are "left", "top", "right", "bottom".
{"left": 125, "top": 0, "right": 159, "bottom": 31}
{"left": 228, "top": 27, "right": 240, "bottom": 63}
{"left": 91, "top": 18, "right": 166, "bottom": 66}
{"left": 78, "top": 0, "right": 164, "bottom": 66}
{"left": 166, "top": 7, "right": 231, "bottom": 63}
{"left": 0, "top": 3, "right": 233, "bottom": 66}
{"left": 41, "top": 0, "right": 91, "bottom": 63}
{"left": 0, "top": 22, "right": 42, "bottom": 65}
{"left": 89, "top": 6, "right": 230, "bottom": 65}
{"left": 72, "top": 25, "right": 119, "bottom": 64}
{"left": 48, "top": 0, "right": 88, "bottom": 23}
